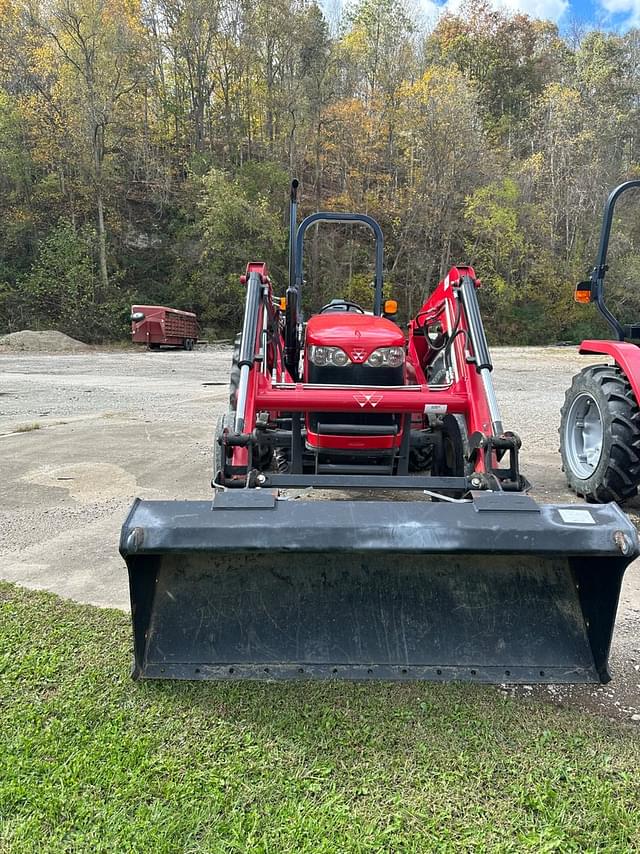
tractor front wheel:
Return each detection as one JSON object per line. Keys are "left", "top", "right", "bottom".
{"left": 229, "top": 333, "right": 241, "bottom": 409}
{"left": 213, "top": 411, "right": 231, "bottom": 482}
{"left": 560, "top": 364, "right": 640, "bottom": 503}
{"left": 430, "top": 414, "right": 471, "bottom": 499}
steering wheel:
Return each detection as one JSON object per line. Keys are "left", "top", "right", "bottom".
{"left": 318, "top": 299, "right": 365, "bottom": 314}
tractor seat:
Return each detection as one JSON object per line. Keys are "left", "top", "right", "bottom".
{"left": 318, "top": 298, "right": 365, "bottom": 314}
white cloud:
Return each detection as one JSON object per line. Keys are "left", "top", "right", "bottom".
{"left": 598, "top": 0, "right": 640, "bottom": 27}
{"left": 495, "top": 0, "right": 569, "bottom": 21}
{"left": 419, "top": 0, "right": 568, "bottom": 24}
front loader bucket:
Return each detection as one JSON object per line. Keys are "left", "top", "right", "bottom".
{"left": 120, "top": 493, "right": 638, "bottom": 684}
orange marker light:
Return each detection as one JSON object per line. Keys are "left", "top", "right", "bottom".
{"left": 574, "top": 281, "right": 592, "bottom": 304}
{"left": 383, "top": 299, "right": 398, "bottom": 315}
{"left": 277, "top": 296, "right": 287, "bottom": 310}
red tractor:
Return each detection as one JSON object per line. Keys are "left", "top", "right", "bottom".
{"left": 216, "top": 188, "right": 522, "bottom": 492}
{"left": 120, "top": 181, "right": 638, "bottom": 685}
{"left": 560, "top": 180, "right": 640, "bottom": 502}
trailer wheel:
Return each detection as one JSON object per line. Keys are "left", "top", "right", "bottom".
{"left": 560, "top": 364, "right": 640, "bottom": 503}
{"left": 184, "top": 338, "right": 194, "bottom": 351}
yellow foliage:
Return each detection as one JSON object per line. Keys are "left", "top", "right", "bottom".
{"left": 341, "top": 26, "right": 367, "bottom": 59}
{"left": 402, "top": 64, "right": 469, "bottom": 106}
{"left": 0, "top": 0, "right": 15, "bottom": 20}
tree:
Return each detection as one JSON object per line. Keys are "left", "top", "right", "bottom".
{"left": 17, "top": 221, "right": 127, "bottom": 340}
{"left": 395, "top": 64, "right": 487, "bottom": 312}
{"left": 37, "top": 0, "right": 148, "bottom": 290}
{"left": 0, "top": 0, "right": 639, "bottom": 342}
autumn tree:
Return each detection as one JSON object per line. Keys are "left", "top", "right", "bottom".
{"left": 0, "top": 0, "right": 639, "bottom": 342}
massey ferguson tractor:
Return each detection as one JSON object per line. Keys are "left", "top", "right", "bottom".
{"left": 120, "top": 181, "right": 638, "bottom": 685}
{"left": 560, "top": 180, "right": 640, "bottom": 504}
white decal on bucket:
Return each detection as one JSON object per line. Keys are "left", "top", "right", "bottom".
{"left": 558, "top": 508, "right": 596, "bottom": 525}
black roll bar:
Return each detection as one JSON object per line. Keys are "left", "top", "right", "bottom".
{"left": 294, "top": 212, "right": 385, "bottom": 316}
{"left": 587, "top": 180, "right": 640, "bottom": 340}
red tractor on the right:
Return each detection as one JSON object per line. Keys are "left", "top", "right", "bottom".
{"left": 560, "top": 180, "right": 640, "bottom": 502}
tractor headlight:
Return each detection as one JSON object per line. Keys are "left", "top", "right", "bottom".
{"left": 365, "top": 347, "right": 405, "bottom": 368}
{"left": 308, "top": 345, "right": 351, "bottom": 367}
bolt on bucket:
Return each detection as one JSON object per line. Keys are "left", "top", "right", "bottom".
{"left": 120, "top": 492, "right": 638, "bottom": 683}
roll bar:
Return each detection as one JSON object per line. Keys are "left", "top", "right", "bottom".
{"left": 294, "top": 212, "right": 385, "bottom": 316}
{"left": 587, "top": 180, "right": 640, "bottom": 340}
{"left": 284, "top": 181, "right": 386, "bottom": 378}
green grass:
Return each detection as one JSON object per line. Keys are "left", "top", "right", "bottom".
{"left": 1, "top": 583, "right": 639, "bottom": 854}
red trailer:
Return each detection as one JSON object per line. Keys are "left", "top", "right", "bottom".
{"left": 131, "top": 305, "right": 198, "bottom": 350}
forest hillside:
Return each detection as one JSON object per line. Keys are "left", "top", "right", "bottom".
{"left": 0, "top": 0, "right": 639, "bottom": 342}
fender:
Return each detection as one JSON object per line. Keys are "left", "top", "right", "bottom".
{"left": 579, "top": 339, "right": 640, "bottom": 404}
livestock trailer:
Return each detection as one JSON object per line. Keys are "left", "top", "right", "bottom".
{"left": 131, "top": 305, "right": 198, "bottom": 350}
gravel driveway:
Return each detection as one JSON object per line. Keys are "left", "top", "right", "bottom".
{"left": 1, "top": 344, "right": 639, "bottom": 720}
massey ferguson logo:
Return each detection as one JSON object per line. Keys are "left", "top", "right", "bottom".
{"left": 354, "top": 392, "right": 383, "bottom": 408}
{"left": 351, "top": 348, "right": 366, "bottom": 362}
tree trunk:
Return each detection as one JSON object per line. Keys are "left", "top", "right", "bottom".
{"left": 96, "top": 187, "right": 109, "bottom": 292}
{"left": 94, "top": 129, "right": 108, "bottom": 291}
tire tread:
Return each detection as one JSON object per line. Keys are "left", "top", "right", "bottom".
{"left": 560, "top": 364, "right": 640, "bottom": 502}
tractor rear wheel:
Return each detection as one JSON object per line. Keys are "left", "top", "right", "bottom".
{"left": 409, "top": 432, "right": 433, "bottom": 472}
{"left": 560, "top": 364, "right": 640, "bottom": 503}
{"left": 273, "top": 447, "right": 290, "bottom": 473}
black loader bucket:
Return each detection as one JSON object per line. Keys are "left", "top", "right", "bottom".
{"left": 120, "top": 492, "right": 638, "bottom": 684}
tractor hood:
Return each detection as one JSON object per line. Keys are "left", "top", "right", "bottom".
{"left": 306, "top": 313, "right": 404, "bottom": 363}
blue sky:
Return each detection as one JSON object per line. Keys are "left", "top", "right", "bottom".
{"left": 417, "top": 0, "right": 639, "bottom": 31}
{"left": 324, "top": 0, "right": 639, "bottom": 44}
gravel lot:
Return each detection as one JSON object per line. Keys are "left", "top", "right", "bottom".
{"left": 1, "top": 344, "right": 639, "bottom": 719}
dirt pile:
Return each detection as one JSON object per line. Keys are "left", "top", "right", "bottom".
{"left": 0, "top": 330, "right": 89, "bottom": 352}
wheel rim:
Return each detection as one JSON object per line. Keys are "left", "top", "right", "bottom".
{"left": 564, "top": 392, "right": 604, "bottom": 479}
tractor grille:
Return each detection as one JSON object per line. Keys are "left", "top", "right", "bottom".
{"left": 307, "top": 364, "right": 402, "bottom": 433}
